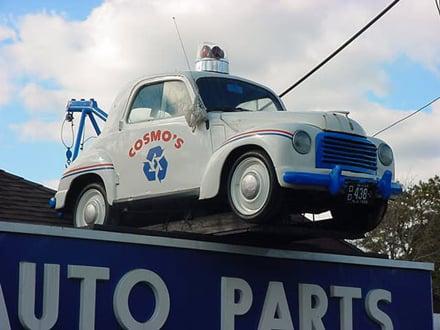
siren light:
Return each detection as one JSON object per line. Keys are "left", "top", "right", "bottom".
{"left": 195, "top": 42, "right": 229, "bottom": 74}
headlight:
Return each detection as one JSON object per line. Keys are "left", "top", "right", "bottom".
{"left": 293, "top": 130, "right": 312, "bottom": 154}
{"left": 378, "top": 143, "right": 393, "bottom": 166}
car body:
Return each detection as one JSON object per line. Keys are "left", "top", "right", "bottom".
{"left": 53, "top": 70, "right": 402, "bottom": 232}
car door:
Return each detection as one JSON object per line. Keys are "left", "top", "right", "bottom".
{"left": 111, "top": 77, "right": 212, "bottom": 202}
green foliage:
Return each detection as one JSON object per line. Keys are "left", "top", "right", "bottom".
{"left": 359, "top": 176, "right": 440, "bottom": 297}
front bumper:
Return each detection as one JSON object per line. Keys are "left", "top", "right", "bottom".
{"left": 283, "top": 166, "right": 402, "bottom": 199}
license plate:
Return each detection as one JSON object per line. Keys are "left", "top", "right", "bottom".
{"left": 344, "top": 182, "right": 373, "bottom": 205}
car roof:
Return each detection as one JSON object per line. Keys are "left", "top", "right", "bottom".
{"left": 127, "top": 71, "right": 277, "bottom": 92}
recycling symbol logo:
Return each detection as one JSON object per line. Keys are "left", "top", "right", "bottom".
{"left": 143, "top": 146, "right": 168, "bottom": 182}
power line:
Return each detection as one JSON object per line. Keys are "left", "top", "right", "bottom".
{"left": 373, "top": 96, "right": 440, "bottom": 137}
{"left": 279, "top": 0, "right": 401, "bottom": 98}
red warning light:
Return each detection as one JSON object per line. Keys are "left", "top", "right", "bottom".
{"left": 195, "top": 42, "right": 229, "bottom": 74}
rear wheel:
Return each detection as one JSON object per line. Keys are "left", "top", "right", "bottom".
{"left": 331, "top": 200, "right": 388, "bottom": 234}
{"left": 73, "top": 183, "right": 115, "bottom": 228}
{"left": 227, "top": 150, "right": 282, "bottom": 223}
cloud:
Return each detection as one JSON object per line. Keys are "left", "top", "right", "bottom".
{"left": 10, "top": 120, "right": 60, "bottom": 142}
{"left": 19, "top": 83, "right": 66, "bottom": 113}
{"left": 0, "top": 68, "right": 13, "bottom": 105}
{"left": 0, "top": 26, "right": 15, "bottom": 42}
{"left": 0, "top": 25, "right": 15, "bottom": 105}
{"left": 354, "top": 101, "right": 440, "bottom": 182}
{"left": 42, "top": 178, "right": 59, "bottom": 190}
{"left": 2, "top": 0, "right": 440, "bottom": 180}
{"left": 4, "top": 0, "right": 439, "bottom": 108}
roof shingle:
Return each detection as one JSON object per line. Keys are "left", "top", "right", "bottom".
{"left": 0, "top": 170, "right": 67, "bottom": 224}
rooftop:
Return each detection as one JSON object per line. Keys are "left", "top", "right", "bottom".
{"left": 0, "top": 169, "right": 65, "bottom": 224}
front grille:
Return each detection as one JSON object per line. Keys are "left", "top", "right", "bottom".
{"left": 316, "top": 132, "right": 377, "bottom": 174}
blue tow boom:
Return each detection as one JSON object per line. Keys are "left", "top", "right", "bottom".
{"left": 64, "top": 99, "right": 107, "bottom": 164}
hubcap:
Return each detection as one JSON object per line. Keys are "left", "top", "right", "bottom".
{"left": 230, "top": 156, "right": 271, "bottom": 216}
{"left": 240, "top": 173, "right": 260, "bottom": 200}
{"left": 75, "top": 188, "right": 106, "bottom": 227}
{"left": 84, "top": 202, "right": 98, "bottom": 224}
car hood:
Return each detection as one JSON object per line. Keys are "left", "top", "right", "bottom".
{"left": 220, "top": 111, "right": 366, "bottom": 136}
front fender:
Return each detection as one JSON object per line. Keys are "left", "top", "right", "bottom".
{"left": 55, "top": 149, "right": 117, "bottom": 209}
{"left": 199, "top": 135, "right": 286, "bottom": 200}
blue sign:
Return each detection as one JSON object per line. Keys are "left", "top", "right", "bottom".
{"left": 143, "top": 146, "right": 168, "bottom": 182}
{"left": 0, "top": 222, "right": 434, "bottom": 330}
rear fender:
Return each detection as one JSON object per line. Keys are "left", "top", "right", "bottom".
{"left": 56, "top": 150, "right": 116, "bottom": 209}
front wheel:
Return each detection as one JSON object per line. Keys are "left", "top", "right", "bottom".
{"left": 227, "top": 150, "right": 282, "bottom": 223}
{"left": 73, "top": 183, "right": 114, "bottom": 228}
{"left": 331, "top": 200, "right": 388, "bottom": 234}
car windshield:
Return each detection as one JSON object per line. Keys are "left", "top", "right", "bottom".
{"left": 196, "top": 77, "right": 284, "bottom": 112}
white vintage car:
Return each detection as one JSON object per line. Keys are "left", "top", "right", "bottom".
{"left": 53, "top": 62, "right": 402, "bottom": 233}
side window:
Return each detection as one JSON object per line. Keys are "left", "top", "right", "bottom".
{"left": 128, "top": 82, "right": 164, "bottom": 123}
{"left": 162, "top": 81, "right": 192, "bottom": 117}
{"left": 128, "top": 80, "right": 192, "bottom": 123}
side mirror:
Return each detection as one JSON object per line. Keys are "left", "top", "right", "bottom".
{"left": 185, "top": 99, "right": 208, "bottom": 129}
{"left": 128, "top": 107, "right": 153, "bottom": 123}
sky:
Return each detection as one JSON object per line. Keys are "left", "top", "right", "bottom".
{"left": 0, "top": 0, "right": 439, "bottom": 189}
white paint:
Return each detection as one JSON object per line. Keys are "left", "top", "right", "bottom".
{"left": 18, "top": 262, "right": 60, "bottom": 330}
{"left": 258, "top": 281, "right": 294, "bottom": 330}
{"left": 330, "top": 286, "right": 362, "bottom": 330}
{"left": 113, "top": 269, "right": 170, "bottom": 330}
{"left": 298, "top": 284, "right": 328, "bottom": 330}
{"left": 0, "top": 285, "right": 11, "bottom": 330}
{"left": 68, "top": 265, "right": 110, "bottom": 330}
{"left": 365, "top": 289, "right": 393, "bottom": 330}
{"left": 221, "top": 277, "right": 253, "bottom": 330}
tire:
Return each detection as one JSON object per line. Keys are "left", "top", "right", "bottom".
{"left": 331, "top": 199, "right": 388, "bottom": 234}
{"left": 227, "top": 150, "right": 282, "bottom": 223}
{"left": 73, "top": 183, "right": 116, "bottom": 228}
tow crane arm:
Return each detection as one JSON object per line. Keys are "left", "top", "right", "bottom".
{"left": 64, "top": 99, "right": 107, "bottom": 164}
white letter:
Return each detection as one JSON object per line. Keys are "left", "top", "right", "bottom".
{"left": 330, "top": 286, "right": 362, "bottom": 330}
{"left": 68, "top": 265, "right": 110, "bottom": 330}
{"left": 113, "top": 269, "right": 170, "bottom": 330}
{"left": 221, "top": 277, "right": 253, "bottom": 330}
{"left": 258, "top": 281, "right": 294, "bottom": 330}
{"left": 0, "top": 285, "right": 11, "bottom": 330}
{"left": 299, "top": 284, "right": 328, "bottom": 330}
{"left": 18, "top": 262, "right": 60, "bottom": 330}
{"left": 365, "top": 289, "right": 393, "bottom": 330}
